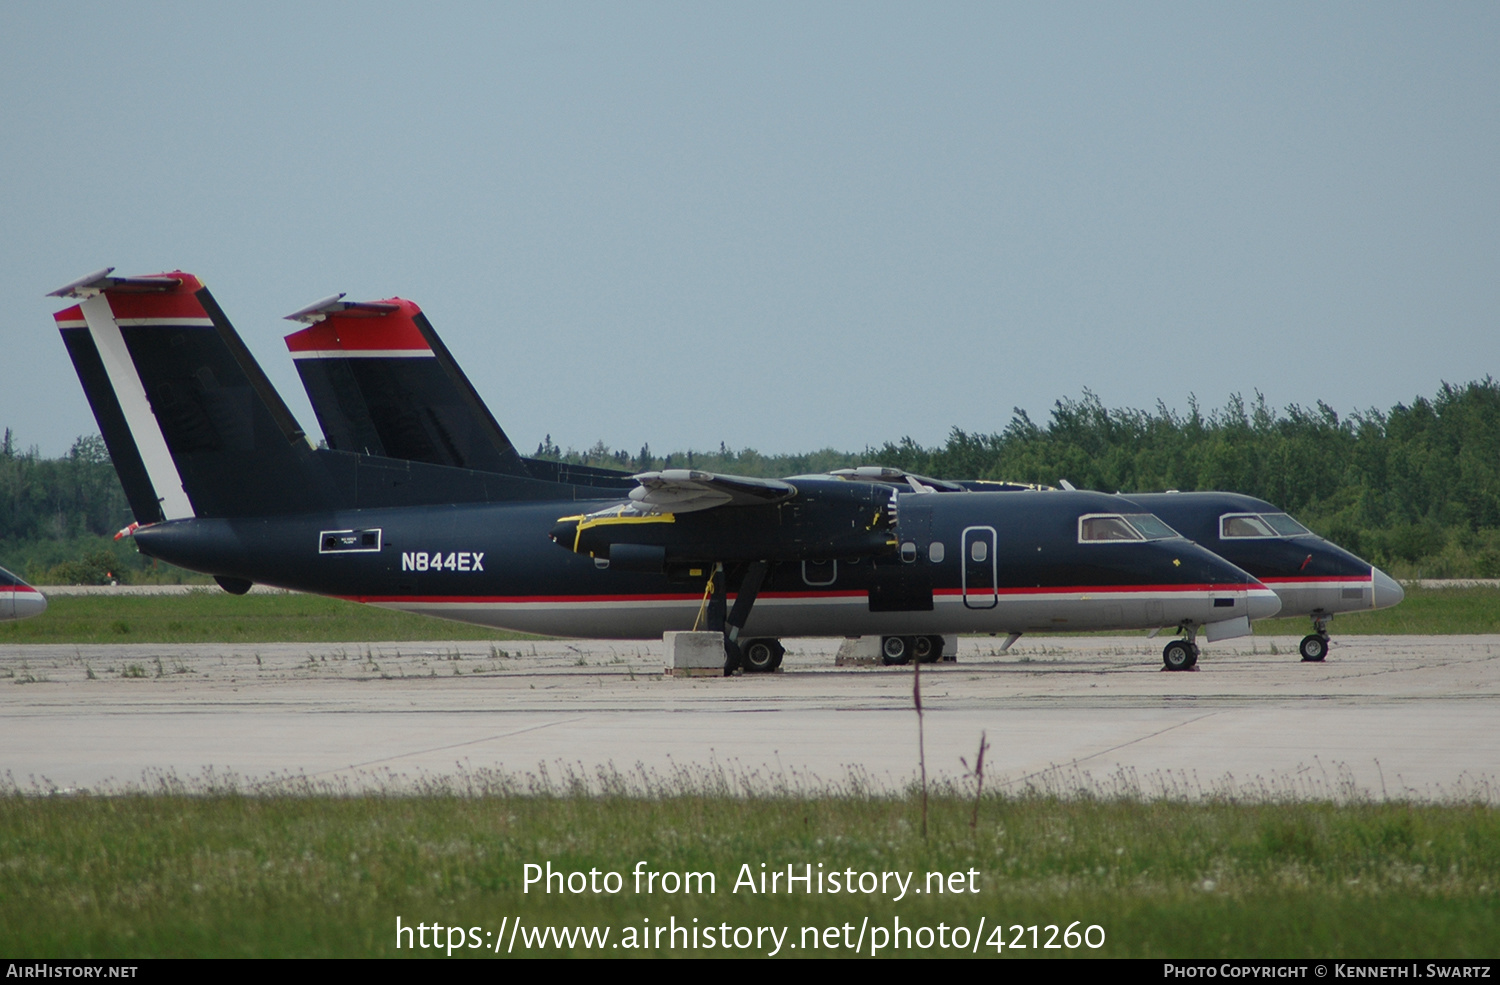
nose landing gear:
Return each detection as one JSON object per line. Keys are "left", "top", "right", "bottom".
{"left": 1163, "top": 625, "right": 1200, "bottom": 671}
{"left": 1300, "top": 614, "right": 1331, "bottom": 662}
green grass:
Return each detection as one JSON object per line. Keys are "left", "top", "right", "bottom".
{"left": 0, "top": 591, "right": 537, "bottom": 644}
{"left": 1, "top": 777, "right": 1496, "bottom": 958}
{"left": 1253, "top": 585, "right": 1500, "bottom": 636}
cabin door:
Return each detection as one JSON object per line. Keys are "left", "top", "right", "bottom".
{"left": 962, "top": 525, "right": 998, "bottom": 609}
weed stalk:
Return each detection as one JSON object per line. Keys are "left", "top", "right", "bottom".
{"left": 914, "top": 653, "right": 927, "bottom": 839}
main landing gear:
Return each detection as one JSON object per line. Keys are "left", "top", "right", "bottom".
{"left": 704, "top": 560, "right": 778, "bottom": 675}
{"left": 1162, "top": 625, "right": 1199, "bottom": 671}
{"left": 741, "top": 638, "right": 786, "bottom": 673}
{"left": 1300, "top": 614, "right": 1331, "bottom": 662}
{"left": 881, "top": 635, "right": 945, "bottom": 666}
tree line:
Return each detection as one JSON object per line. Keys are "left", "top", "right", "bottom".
{"left": 538, "top": 378, "right": 1500, "bottom": 577}
{"left": 4, "top": 379, "right": 1497, "bottom": 581}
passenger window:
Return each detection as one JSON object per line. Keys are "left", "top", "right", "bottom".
{"left": 901, "top": 542, "right": 918, "bottom": 563}
{"left": 929, "top": 542, "right": 945, "bottom": 564}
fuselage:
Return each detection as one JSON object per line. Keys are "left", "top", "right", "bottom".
{"left": 133, "top": 485, "right": 1279, "bottom": 639}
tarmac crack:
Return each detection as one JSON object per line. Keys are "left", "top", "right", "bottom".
{"left": 1031, "top": 711, "right": 1221, "bottom": 775}
{"left": 309, "top": 716, "right": 584, "bottom": 776}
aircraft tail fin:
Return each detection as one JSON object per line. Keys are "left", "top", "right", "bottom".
{"left": 51, "top": 268, "right": 336, "bottom": 521}
{"left": 283, "top": 296, "right": 532, "bottom": 477}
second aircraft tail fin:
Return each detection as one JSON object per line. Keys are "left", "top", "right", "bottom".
{"left": 283, "top": 295, "right": 533, "bottom": 477}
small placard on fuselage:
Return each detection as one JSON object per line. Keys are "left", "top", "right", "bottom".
{"left": 319, "top": 528, "right": 382, "bottom": 553}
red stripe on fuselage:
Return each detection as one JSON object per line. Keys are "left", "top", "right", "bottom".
{"left": 339, "top": 583, "right": 1257, "bottom": 605}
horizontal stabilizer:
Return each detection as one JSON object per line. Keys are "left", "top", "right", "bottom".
{"left": 49, "top": 267, "right": 182, "bottom": 298}
{"left": 284, "top": 293, "right": 400, "bottom": 323}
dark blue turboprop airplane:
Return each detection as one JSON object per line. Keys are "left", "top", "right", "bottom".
{"left": 51, "top": 269, "right": 1279, "bottom": 674}
{"left": 276, "top": 286, "right": 1404, "bottom": 666}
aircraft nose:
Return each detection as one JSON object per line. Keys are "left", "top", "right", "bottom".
{"left": 1247, "top": 587, "right": 1282, "bottom": 621}
{"left": 14, "top": 589, "right": 47, "bottom": 620}
{"left": 1372, "top": 567, "right": 1405, "bottom": 610}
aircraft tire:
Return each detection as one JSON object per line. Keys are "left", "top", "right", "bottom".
{"left": 1162, "top": 639, "right": 1196, "bottom": 671}
{"left": 913, "top": 635, "right": 943, "bottom": 664}
{"left": 1299, "top": 634, "right": 1328, "bottom": 662}
{"left": 743, "top": 639, "right": 782, "bottom": 673}
{"left": 881, "top": 635, "right": 910, "bottom": 665}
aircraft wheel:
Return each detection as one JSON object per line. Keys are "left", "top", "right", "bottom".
{"left": 1299, "top": 634, "right": 1328, "bottom": 662}
{"left": 1163, "top": 639, "right": 1197, "bottom": 671}
{"left": 913, "top": 635, "right": 943, "bottom": 663}
{"left": 881, "top": 635, "right": 910, "bottom": 665}
{"left": 742, "top": 638, "right": 783, "bottom": 673}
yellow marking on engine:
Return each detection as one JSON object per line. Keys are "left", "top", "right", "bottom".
{"left": 572, "top": 512, "right": 676, "bottom": 553}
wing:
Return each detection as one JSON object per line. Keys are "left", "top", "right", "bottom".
{"left": 550, "top": 471, "right": 897, "bottom": 567}
{"left": 628, "top": 470, "right": 797, "bottom": 514}
{"left": 826, "top": 466, "right": 969, "bottom": 494}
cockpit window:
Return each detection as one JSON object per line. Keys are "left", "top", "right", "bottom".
{"left": 1080, "top": 515, "right": 1142, "bottom": 542}
{"left": 1262, "top": 513, "right": 1312, "bottom": 536}
{"left": 1221, "top": 514, "right": 1277, "bottom": 538}
{"left": 1221, "top": 513, "right": 1312, "bottom": 539}
{"left": 1123, "top": 514, "right": 1180, "bottom": 540}
{"left": 1079, "top": 513, "right": 1179, "bottom": 543}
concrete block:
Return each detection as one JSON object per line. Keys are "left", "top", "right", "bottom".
{"left": 941, "top": 634, "right": 959, "bottom": 662}
{"left": 835, "top": 636, "right": 883, "bottom": 666}
{"left": 664, "top": 631, "right": 725, "bottom": 677}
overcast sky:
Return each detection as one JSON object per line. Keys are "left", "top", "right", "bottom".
{"left": 3, "top": 2, "right": 1495, "bottom": 459}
